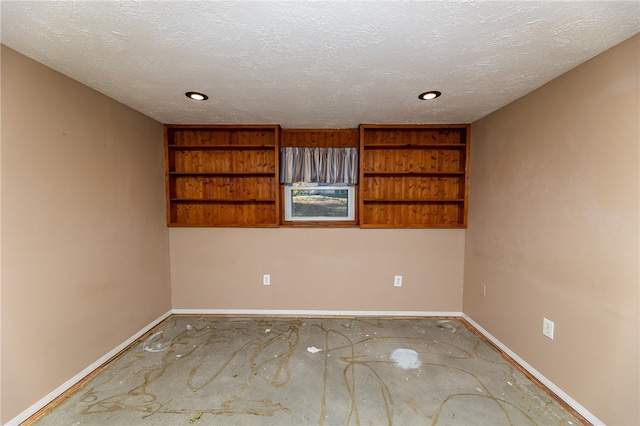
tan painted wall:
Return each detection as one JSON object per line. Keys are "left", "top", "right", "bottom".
{"left": 464, "top": 34, "right": 639, "bottom": 425}
{"left": 170, "top": 228, "right": 465, "bottom": 312}
{"left": 0, "top": 46, "right": 171, "bottom": 423}
{"left": 0, "top": 43, "right": 3, "bottom": 423}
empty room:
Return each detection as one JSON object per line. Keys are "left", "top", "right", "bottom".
{"left": 1, "top": 2, "right": 638, "bottom": 426}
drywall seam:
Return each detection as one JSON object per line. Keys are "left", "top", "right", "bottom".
{"left": 171, "top": 309, "right": 463, "bottom": 317}
{"left": 5, "top": 310, "right": 173, "bottom": 426}
{"left": 463, "top": 314, "right": 604, "bottom": 426}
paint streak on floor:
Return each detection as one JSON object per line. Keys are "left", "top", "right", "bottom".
{"left": 31, "top": 317, "right": 583, "bottom": 425}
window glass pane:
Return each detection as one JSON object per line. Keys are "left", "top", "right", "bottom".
{"left": 292, "top": 188, "right": 348, "bottom": 218}
{"left": 285, "top": 183, "right": 354, "bottom": 221}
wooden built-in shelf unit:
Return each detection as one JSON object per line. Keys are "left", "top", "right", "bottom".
{"left": 359, "top": 124, "right": 470, "bottom": 228}
{"left": 165, "top": 124, "right": 469, "bottom": 228}
{"left": 165, "top": 125, "right": 280, "bottom": 227}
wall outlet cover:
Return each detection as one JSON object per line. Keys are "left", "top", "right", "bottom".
{"left": 542, "top": 317, "right": 554, "bottom": 339}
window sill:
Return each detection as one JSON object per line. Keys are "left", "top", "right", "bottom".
{"left": 280, "top": 221, "right": 359, "bottom": 228}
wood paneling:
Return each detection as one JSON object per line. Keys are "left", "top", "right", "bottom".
{"left": 362, "top": 149, "right": 463, "bottom": 173}
{"left": 281, "top": 128, "right": 359, "bottom": 148}
{"left": 169, "top": 127, "right": 277, "bottom": 146}
{"left": 361, "top": 176, "right": 464, "bottom": 201}
{"left": 362, "top": 202, "right": 464, "bottom": 227}
{"left": 170, "top": 202, "right": 277, "bottom": 227}
{"left": 170, "top": 150, "right": 275, "bottom": 174}
{"left": 170, "top": 176, "right": 275, "bottom": 201}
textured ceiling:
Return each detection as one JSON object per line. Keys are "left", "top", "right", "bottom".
{"left": 1, "top": 1, "right": 639, "bottom": 128}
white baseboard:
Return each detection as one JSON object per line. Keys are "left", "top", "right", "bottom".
{"left": 462, "top": 314, "right": 603, "bottom": 426}
{"left": 171, "top": 309, "right": 463, "bottom": 317}
{"left": 8, "top": 310, "right": 601, "bottom": 426}
{"left": 6, "top": 310, "right": 172, "bottom": 426}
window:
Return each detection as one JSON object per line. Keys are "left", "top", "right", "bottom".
{"left": 280, "top": 146, "right": 359, "bottom": 224}
{"left": 284, "top": 183, "right": 355, "bottom": 222}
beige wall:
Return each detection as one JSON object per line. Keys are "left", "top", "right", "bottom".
{"left": 170, "top": 228, "right": 465, "bottom": 312}
{"left": 0, "top": 43, "right": 3, "bottom": 422}
{"left": 0, "top": 46, "right": 172, "bottom": 423}
{"left": 464, "top": 34, "right": 639, "bottom": 425}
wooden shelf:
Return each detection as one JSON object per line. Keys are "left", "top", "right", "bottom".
{"left": 165, "top": 125, "right": 281, "bottom": 227}
{"left": 363, "top": 199, "right": 464, "bottom": 203}
{"left": 169, "top": 171, "right": 275, "bottom": 176}
{"left": 359, "top": 124, "right": 470, "bottom": 228}
{"left": 363, "top": 144, "right": 465, "bottom": 149}
{"left": 168, "top": 144, "right": 274, "bottom": 150}
{"left": 363, "top": 171, "right": 465, "bottom": 176}
{"left": 170, "top": 199, "right": 275, "bottom": 203}
{"left": 360, "top": 223, "right": 465, "bottom": 229}
{"left": 168, "top": 222, "right": 280, "bottom": 228}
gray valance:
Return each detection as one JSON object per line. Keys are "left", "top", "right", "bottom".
{"left": 280, "top": 147, "right": 359, "bottom": 184}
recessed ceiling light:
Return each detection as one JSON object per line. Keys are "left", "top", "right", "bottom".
{"left": 186, "top": 91, "right": 208, "bottom": 101}
{"left": 418, "top": 91, "right": 441, "bottom": 100}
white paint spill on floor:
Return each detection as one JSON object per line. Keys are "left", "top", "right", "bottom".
{"left": 436, "top": 320, "right": 458, "bottom": 333}
{"left": 142, "top": 331, "right": 170, "bottom": 353}
{"left": 390, "top": 348, "right": 422, "bottom": 370}
{"left": 307, "top": 346, "right": 322, "bottom": 354}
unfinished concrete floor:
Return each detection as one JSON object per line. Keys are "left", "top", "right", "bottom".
{"left": 31, "top": 316, "right": 583, "bottom": 425}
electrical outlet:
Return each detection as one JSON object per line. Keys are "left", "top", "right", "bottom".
{"left": 542, "top": 318, "right": 554, "bottom": 339}
{"left": 394, "top": 275, "right": 403, "bottom": 287}
{"left": 263, "top": 274, "right": 270, "bottom": 286}
{"left": 481, "top": 284, "right": 486, "bottom": 296}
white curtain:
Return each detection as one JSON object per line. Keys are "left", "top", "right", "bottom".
{"left": 280, "top": 147, "right": 358, "bottom": 184}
